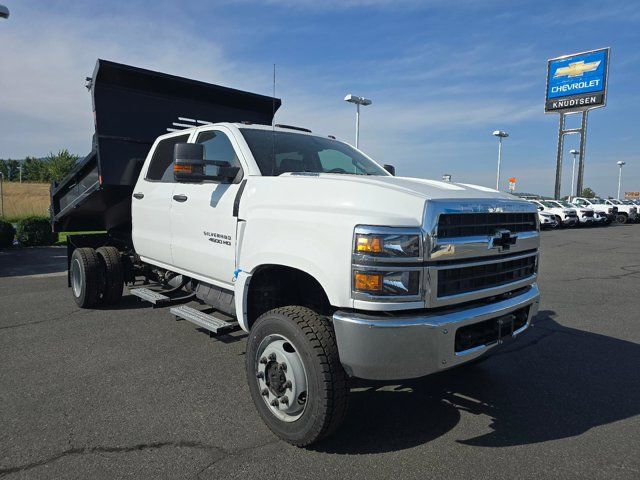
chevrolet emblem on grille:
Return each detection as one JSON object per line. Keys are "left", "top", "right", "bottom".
{"left": 490, "top": 229, "right": 518, "bottom": 251}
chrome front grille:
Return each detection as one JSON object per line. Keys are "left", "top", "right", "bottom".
{"left": 437, "top": 212, "right": 537, "bottom": 238}
{"left": 423, "top": 200, "right": 540, "bottom": 308}
{"left": 437, "top": 254, "right": 536, "bottom": 297}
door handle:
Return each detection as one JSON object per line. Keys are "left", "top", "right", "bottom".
{"left": 173, "top": 194, "right": 188, "bottom": 202}
{"left": 133, "top": 192, "right": 144, "bottom": 199}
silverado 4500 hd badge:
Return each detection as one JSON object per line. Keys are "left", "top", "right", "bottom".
{"left": 204, "top": 231, "right": 232, "bottom": 246}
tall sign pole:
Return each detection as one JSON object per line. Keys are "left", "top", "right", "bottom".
{"left": 545, "top": 48, "right": 610, "bottom": 199}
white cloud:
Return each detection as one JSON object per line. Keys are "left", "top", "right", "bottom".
{"left": 0, "top": 3, "right": 259, "bottom": 157}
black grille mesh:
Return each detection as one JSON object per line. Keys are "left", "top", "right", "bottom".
{"left": 437, "top": 213, "right": 537, "bottom": 238}
{"left": 437, "top": 255, "right": 536, "bottom": 297}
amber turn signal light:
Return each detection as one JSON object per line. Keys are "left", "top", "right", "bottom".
{"left": 354, "top": 272, "right": 383, "bottom": 292}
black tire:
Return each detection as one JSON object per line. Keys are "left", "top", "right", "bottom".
{"left": 70, "top": 248, "right": 101, "bottom": 308}
{"left": 96, "top": 246, "right": 124, "bottom": 306}
{"left": 616, "top": 213, "right": 627, "bottom": 224}
{"left": 246, "top": 306, "right": 350, "bottom": 446}
{"left": 554, "top": 215, "right": 563, "bottom": 228}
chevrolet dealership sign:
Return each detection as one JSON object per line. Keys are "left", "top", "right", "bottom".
{"left": 545, "top": 48, "right": 609, "bottom": 113}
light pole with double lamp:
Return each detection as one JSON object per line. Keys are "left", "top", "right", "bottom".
{"left": 617, "top": 161, "right": 626, "bottom": 200}
{"left": 492, "top": 130, "right": 509, "bottom": 190}
{"left": 344, "top": 94, "right": 372, "bottom": 149}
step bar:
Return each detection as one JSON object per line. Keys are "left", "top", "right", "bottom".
{"left": 129, "top": 287, "right": 171, "bottom": 307}
{"left": 170, "top": 305, "right": 238, "bottom": 335}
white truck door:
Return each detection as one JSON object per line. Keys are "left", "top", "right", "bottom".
{"left": 132, "top": 133, "right": 190, "bottom": 266}
{"left": 170, "top": 128, "right": 243, "bottom": 288}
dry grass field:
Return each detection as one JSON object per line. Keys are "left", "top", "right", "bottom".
{"left": 0, "top": 182, "right": 50, "bottom": 219}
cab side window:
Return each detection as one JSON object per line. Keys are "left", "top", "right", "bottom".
{"left": 195, "top": 130, "right": 241, "bottom": 177}
{"left": 145, "top": 134, "right": 190, "bottom": 182}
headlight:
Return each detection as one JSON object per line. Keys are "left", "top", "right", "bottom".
{"left": 352, "top": 226, "right": 423, "bottom": 301}
{"left": 353, "top": 270, "right": 421, "bottom": 296}
{"left": 354, "top": 229, "right": 421, "bottom": 259}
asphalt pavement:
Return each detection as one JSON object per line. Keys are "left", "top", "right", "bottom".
{"left": 1, "top": 224, "right": 639, "bottom": 479}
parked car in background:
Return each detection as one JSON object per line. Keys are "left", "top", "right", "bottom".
{"left": 602, "top": 199, "right": 638, "bottom": 224}
{"left": 551, "top": 200, "right": 595, "bottom": 226}
{"left": 619, "top": 200, "right": 640, "bottom": 223}
{"left": 538, "top": 211, "right": 558, "bottom": 229}
{"left": 528, "top": 199, "right": 578, "bottom": 227}
{"left": 571, "top": 197, "right": 616, "bottom": 224}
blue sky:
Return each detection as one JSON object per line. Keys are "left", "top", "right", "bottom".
{"left": 1, "top": 0, "right": 638, "bottom": 196}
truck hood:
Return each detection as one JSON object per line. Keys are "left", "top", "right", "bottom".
{"left": 243, "top": 174, "right": 534, "bottom": 230}
{"left": 284, "top": 173, "right": 519, "bottom": 201}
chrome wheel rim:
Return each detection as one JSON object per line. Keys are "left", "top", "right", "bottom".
{"left": 255, "top": 334, "right": 308, "bottom": 422}
{"left": 71, "top": 258, "right": 82, "bottom": 298}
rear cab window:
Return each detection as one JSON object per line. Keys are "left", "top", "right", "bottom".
{"left": 145, "top": 134, "right": 190, "bottom": 182}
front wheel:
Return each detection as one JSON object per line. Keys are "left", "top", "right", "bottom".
{"left": 246, "top": 306, "right": 350, "bottom": 446}
{"left": 555, "top": 215, "right": 563, "bottom": 228}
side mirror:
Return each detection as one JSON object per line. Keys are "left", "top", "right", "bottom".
{"left": 537, "top": 206, "right": 544, "bottom": 211}
{"left": 383, "top": 164, "right": 396, "bottom": 176}
{"left": 174, "top": 143, "right": 205, "bottom": 182}
{"left": 173, "top": 143, "right": 239, "bottom": 183}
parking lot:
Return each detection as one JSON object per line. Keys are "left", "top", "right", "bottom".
{"left": 1, "top": 224, "right": 639, "bottom": 480}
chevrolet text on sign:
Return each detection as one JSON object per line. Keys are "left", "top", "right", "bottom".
{"left": 545, "top": 48, "right": 609, "bottom": 113}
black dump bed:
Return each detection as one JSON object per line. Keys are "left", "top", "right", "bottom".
{"left": 51, "top": 59, "right": 281, "bottom": 232}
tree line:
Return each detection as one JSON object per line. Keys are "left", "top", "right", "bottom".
{"left": 0, "top": 150, "right": 78, "bottom": 183}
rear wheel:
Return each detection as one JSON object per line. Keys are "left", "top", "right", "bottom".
{"left": 70, "top": 248, "right": 101, "bottom": 308}
{"left": 246, "top": 306, "right": 350, "bottom": 446}
{"left": 96, "top": 246, "right": 124, "bottom": 306}
{"left": 616, "top": 213, "right": 628, "bottom": 224}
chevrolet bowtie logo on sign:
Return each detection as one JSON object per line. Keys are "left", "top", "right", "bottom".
{"left": 553, "top": 60, "right": 601, "bottom": 78}
{"left": 545, "top": 48, "right": 609, "bottom": 113}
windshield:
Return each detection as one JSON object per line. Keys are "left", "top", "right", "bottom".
{"left": 240, "top": 128, "right": 389, "bottom": 177}
{"left": 610, "top": 199, "right": 622, "bottom": 205}
{"left": 556, "top": 201, "right": 574, "bottom": 208}
{"left": 541, "top": 201, "right": 559, "bottom": 208}
{"left": 590, "top": 197, "right": 604, "bottom": 203}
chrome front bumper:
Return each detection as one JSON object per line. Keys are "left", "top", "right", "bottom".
{"left": 332, "top": 284, "right": 540, "bottom": 380}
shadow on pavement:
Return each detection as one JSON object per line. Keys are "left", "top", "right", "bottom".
{"left": 0, "top": 247, "right": 67, "bottom": 278}
{"left": 314, "top": 310, "right": 640, "bottom": 454}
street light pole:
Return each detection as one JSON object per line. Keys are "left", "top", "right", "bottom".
{"left": 569, "top": 149, "right": 579, "bottom": 198}
{"left": 617, "top": 161, "right": 626, "bottom": 200}
{"left": 344, "top": 94, "right": 372, "bottom": 149}
{"left": 492, "top": 130, "right": 509, "bottom": 190}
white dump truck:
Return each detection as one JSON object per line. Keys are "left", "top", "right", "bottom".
{"left": 51, "top": 60, "right": 541, "bottom": 446}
